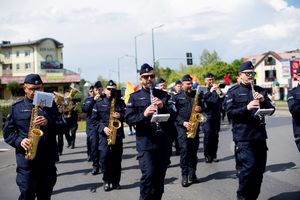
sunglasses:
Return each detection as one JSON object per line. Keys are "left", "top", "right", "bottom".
{"left": 141, "top": 74, "right": 155, "bottom": 79}
{"left": 106, "top": 88, "right": 115, "bottom": 91}
{"left": 242, "top": 71, "right": 256, "bottom": 76}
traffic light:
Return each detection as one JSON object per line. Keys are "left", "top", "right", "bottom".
{"left": 186, "top": 52, "right": 193, "bottom": 65}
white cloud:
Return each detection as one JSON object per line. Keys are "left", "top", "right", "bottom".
{"left": 1, "top": 0, "right": 300, "bottom": 83}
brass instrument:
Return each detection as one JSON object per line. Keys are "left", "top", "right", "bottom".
{"left": 107, "top": 97, "right": 121, "bottom": 145}
{"left": 63, "top": 85, "right": 81, "bottom": 118}
{"left": 210, "top": 83, "right": 225, "bottom": 98}
{"left": 25, "top": 106, "right": 44, "bottom": 160}
{"left": 187, "top": 86, "right": 207, "bottom": 139}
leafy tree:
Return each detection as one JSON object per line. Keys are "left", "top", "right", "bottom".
{"left": 97, "top": 75, "right": 108, "bottom": 88}
{"left": 200, "top": 49, "right": 220, "bottom": 66}
{"left": 7, "top": 81, "right": 21, "bottom": 97}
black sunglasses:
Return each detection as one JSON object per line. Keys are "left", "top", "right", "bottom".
{"left": 242, "top": 71, "right": 256, "bottom": 76}
{"left": 141, "top": 74, "right": 155, "bottom": 79}
{"left": 106, "top": 88, "right": 115, "bottom": 91}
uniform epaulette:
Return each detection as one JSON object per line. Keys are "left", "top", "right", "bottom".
{"left": 130, "top": 89, "right": 141, "bottom": 96}
{"left": 12, "top": 98, "right": 24, "bottom": 106}
{"left": 227, "top": 84, "right": 239, "bottom": 93}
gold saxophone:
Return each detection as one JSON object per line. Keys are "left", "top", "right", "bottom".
{"left": 107, "top": 97, "right": 121, "bottom": 145}
{"left": 187, "top": 86, "right": 207, "bottom": 139}
{"left": 25, "top": 106, "right": 44, "bottom": 160}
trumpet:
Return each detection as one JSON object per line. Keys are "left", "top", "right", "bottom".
{"left": 210, "top": 83, "right": 225, "bottom": 98}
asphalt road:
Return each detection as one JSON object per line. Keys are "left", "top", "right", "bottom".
{"left": 0, "top": 109, "right": 300, "bottom": 200}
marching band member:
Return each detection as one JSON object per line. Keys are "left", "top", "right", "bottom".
{"left": 172, "top": 74, "right": 204, "bottom": 187}
{"left": 225, "top": 61, "right": 275, "bottom": 200}
{"left": 125, "top": 63, "right": 172, "bottom": 200}
{"left": 3, "top": 74, "right": 62, "bottom": 200}
{"left": 287, "top": 67, "right": 300, "bottom": 152}
{"left": 202, "top": 72, "right": 224, "bottom": 163}
{"left": 91, "top": 80, "right": 125, "bottom": 191}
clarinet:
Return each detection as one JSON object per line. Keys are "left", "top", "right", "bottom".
{"left": 150, "top": 87, "right": 163, "bottom": 134}
{"left": 250, "top": 81, "right": 265, "bottom": 125}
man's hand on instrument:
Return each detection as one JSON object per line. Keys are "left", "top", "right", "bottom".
{"left": 195, "top": 106, "right": 201, "bottom": 113}
{"left": 34, "top": 116, "right": 48, "bottom": 126}
{"left": 113, "top": 112, "right": 120, "bottom": 119}
{"left": 253, "top": 92, "right": 265, "bottom": 102}
{"left": 152, "top": 97, "right": 163, "bottom": 109}
{"left": 144, "top": 105, "right": 157, "bottom": 117}
{"left": 21, "top": 138, "right": 31, "bottom": 151}
{"left": 104, "top": 127, "right": 111, "bottom": 136}
{"left": 247, "top": 100, "right": 260, "bottom": 110}
{"left": 183, "top": 121, "right": 192, "bottom": 130}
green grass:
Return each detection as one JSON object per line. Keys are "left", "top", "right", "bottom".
{"left": 274, "top": 100, "right": 288, "bottom": 108}
{"left": 77, "top": 120, "right": 86, "bottom": 132}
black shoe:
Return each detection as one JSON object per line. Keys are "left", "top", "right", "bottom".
{"left": 71, "top": 144, "right": 75, "bottom": 149}
{"left": 103, "top": 182, "right": 110, "bottom": 191}
{"left": 189, "top": 175, "right": 200, "bottom": 184}
{"left": 91, "top": 167, "right": 99, "bottom": 175}
{"left": 181, "top": 176, "right": 189, "bottom": 187}
{"left": 205, "top": 155, "right": 212, "bottom": 163}
{"left": 67, "top": 143, "right": 71, "bottom": 148}
{"left": 112, "top": 183, "right": 121, "bottom": 190}
{"left": 212, "top": 158, "right": 219, "bottom": 162}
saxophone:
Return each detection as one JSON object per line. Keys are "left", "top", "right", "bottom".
{"left": 186, "top": 86, "right": 207, "bottom": 139}
{"left": 107, "top": 97, "right": 121, "bottom": 145}
{"left": 25, "top": 106, "right": 44, "bottom": 160}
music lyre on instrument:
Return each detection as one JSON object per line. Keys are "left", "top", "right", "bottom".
{"left": 150, "top": 87, "right": 170, "bottom": 134}
{"left": 26, "top": 91, "right": 54, "bottom": 160}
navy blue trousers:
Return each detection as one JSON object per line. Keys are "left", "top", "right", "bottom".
{"left": 178, "top": 133, "right": 199, "bottom": 176}
{"left": 137, "top": 149, "right": 170, "bottom": 200}
{"left": 16, "top": 163, "right": 57, "bottom": 200}
{"left": 203, "top": 119, "right": 220, "bottom": 159}
{"left": 235, "top": 140, "right": 267, "bottom": 200}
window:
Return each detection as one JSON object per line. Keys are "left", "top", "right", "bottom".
{"left": 25, "top": 50, "right": 30, "bottom": 57}
{"left": 61, "top": 52, "right": 63, "bottom": 59}
{"left": 4, "top": 51, "right": 11, "bottom": 58}
{"left": 25, "top": 63, "right": 31, "bottom": 69}
{"left": 16, "top": 51, "right": 19, "bottom": 57}
{"left": 264, "top": 56, "right": 276, "bottom": 66}
{"left": 251, "top": 58, "right": 256, "bottom": 63}
{"left": 16, "top": 64, "right": 20, "bottom": 70}
{"left": 265, "top": 70, "right": 276, "bottom": 82}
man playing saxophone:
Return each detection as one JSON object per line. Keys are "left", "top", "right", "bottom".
{"left": 172, "top": 74, "right": 205, "bottom": 187}
{"left": 91, "top": 80, "right": 126, "bottom": 191}
{"left": 3, "top": 74, "right": 62, "bottom": 200}
{"left": 202, "top": 72, "right": 224, "bottom": 163}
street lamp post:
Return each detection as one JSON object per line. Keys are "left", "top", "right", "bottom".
{"left": 151, "top": 24, "right": 164, "bottom": 69}
{"left": 134, "top": 33, "right": 144, "bottom": 84}
{"left": 118, "top": 54, "right": 136, "bottom": 89}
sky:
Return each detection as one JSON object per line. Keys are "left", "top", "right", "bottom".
{"left": 1, "top": 0, "right": 300, "bottom": 85}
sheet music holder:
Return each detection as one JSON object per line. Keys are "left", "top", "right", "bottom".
{"left": 33, "top": 91, "right": 54, "bottom": 108}
{"left": 151, "top": 114, "right": 170, "bottom": 123}
{"left": 254, "top": 108, "right": 274, "bottom": 117}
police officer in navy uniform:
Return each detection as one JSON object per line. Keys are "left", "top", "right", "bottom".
{"left": 82, "top": 81, "right": 103, "bottom": 174}
{"left": 125, "top": 63, "right": 172, "bottom": 200}
{"left": 224, "top": 61, "right": 275, "bottom": 200}
{"left": 202, "top": 72, "right": 224, "bottom": 163}
{"left": 82, "top": 85, "right": 94, "bottom": 161}
{"left": 3, "top": 74, "right": 62, "bottom": 200}
{"left": 172, "top": 74, "right": 204, "bottom": 187}
{"left": 91, "top": 80, "right": 126, "bottom": 191}
{"left": 157, "top": 78, "right": 167, "bottom": 91}
{"left": 287, "top": 67, "right": 300, "bottom": 152}
{"left": 63, "top": 91, "right": 81, "bottom": 149}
